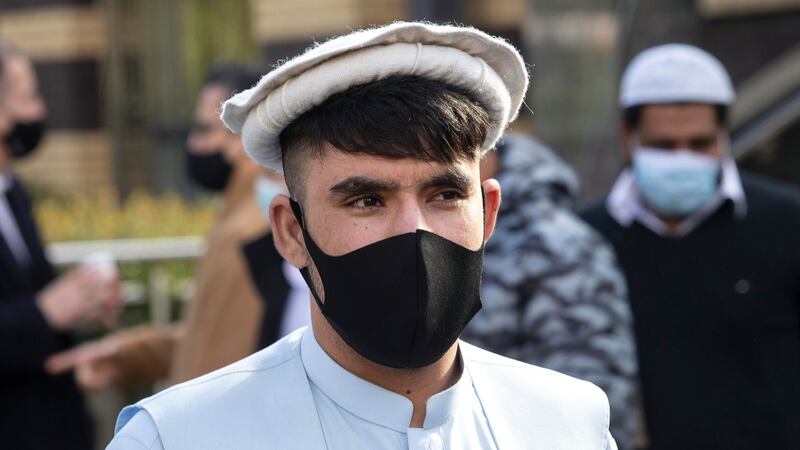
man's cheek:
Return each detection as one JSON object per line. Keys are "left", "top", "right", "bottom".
{"left": 459, "top": 206, "right": 486, "bottom": 249}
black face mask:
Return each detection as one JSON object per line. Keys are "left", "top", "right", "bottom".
{"left": 291, "top": 200, "right": 484, "bottom": 369}
{"left": 186, "top": 151, "right": 232, "bottom": 191}
{"left": 5, "top": 119, "right": 46, "bottom": 159}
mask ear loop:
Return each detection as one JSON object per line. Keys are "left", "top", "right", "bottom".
{"left": 479, "top": 185, "right": 488, "bottom": 251}
{"left": 289, "top": 198, "right": 305, "bottom": 228}
{"left": 288, "top": 199, "right": 327, "bottom": 310}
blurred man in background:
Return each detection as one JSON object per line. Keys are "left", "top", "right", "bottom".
{"left": 46, "top": 64, "right": 309, "bottom": 394}
{"left": 464, "top": 132, "right": 637, "bottom": 449}
{"left": 582, "top": 44, "right": 800, "bottom": 450}
{"left": 0, "top": 40, "right": 122, "bottom": 450}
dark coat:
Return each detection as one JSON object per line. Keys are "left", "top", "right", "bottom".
{"left": 0, "top": 176, "right": 93, "bottom": 450}
{"left": 582, "top": 173, "right": 800, "bottom": 450}
{"left": 241, "top": 231, "right": 290, "bottom": 349}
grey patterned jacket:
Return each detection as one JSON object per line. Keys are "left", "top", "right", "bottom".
{"left": 464, "top": 134, "right": 638, "bottom": 449}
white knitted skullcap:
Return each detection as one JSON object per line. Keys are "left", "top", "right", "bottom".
{"left": 220, "top": 21, "right": 529, "bottom": 173}
{"left": 620, "top": 43, "right": 735, "bottom": 108}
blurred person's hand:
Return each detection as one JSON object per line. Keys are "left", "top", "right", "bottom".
{"left": 45, "top": 337, "right": 120, "bottom": 392}
{"left": 36, "top": 266, "right": 123, "bottom": 331}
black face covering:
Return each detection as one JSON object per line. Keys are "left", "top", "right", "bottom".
{"left": 5, "top": 119, "right": 46, "bottom": 158}
{"left": 186, "top": 151, "right": 232, "bottom": 191}
{"left": 291, "top": 200, "right": 484, "bottom": 369}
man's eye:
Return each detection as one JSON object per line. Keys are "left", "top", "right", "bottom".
{"left": 435, "top": 190, "right": 464, "bottom": 201}
{"left": 351, "top": 195, "right": 382, "bottom": 209}
{"left": 689, "top": 138, "right": 716, "bottom": 151}
{"left": 648, "top": 141, "right": 676, "bottom": 150}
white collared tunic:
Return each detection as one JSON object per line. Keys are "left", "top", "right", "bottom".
{"left": 110, "top": 329, "right": 497, "bottom": 450}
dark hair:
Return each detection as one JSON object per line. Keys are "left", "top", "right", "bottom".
{"left": 204, "top": 62, "right": 263, "bottom": 96}
{"left": 623, "top": 103, "right": 728, "bottom": 129}
{"left": 279, "top": 75, "right": 491, "bottom": 200}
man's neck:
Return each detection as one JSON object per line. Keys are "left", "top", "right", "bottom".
{"left": 311, "top": 312, "right": 462, "bottom": 428}
{"left": 661, "top": 216, "right": 682, "bottom": 233}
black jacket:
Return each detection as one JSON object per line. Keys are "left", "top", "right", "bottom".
{"left": 241, "top": 232, "right": 291, "bottom": 350}
{"left": 582, "top": 173, "right": 800, "bottom": 450}
{"left": 0, "top": 176, "right": 93, "bottom": 450}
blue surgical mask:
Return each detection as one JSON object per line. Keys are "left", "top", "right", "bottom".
{"left": 632, "top": 148, "right": 721, "bottom": 218}
{"left": 254, "top": 176, "right": 286, "bottom": 220}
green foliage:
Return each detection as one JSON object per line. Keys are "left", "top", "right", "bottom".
{"left": 181, "top": 0, "right": 259, "bottom": 100}
{"left": 34, "top": 188, "right": 215, "bottom": 243}
{"left": 34, "top": 189, "right": 216, "bottom": 327}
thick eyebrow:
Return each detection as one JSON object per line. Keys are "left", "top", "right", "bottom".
{"left": 328, "top": 168, "right": 475, "bottom": 199}
{"left": 420, "top": 168, "right": 474, "bottom": 192}
{"left": 329, "top": 176, "right": 402, "bottom": 198}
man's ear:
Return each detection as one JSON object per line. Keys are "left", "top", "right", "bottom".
{"left": 269, "top": 194, "right": 308, "bottom": 269}
{"left": 480, "top": 178, "right": 501, "bottom": 243}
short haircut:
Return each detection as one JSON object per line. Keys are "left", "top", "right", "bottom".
{"left": 204, "top": 62, "right": 263, "bottom": 97}
{"left": 623, "top": 103, "right": 729, "bottom": 130}
{"left": 279, "top": 75, "right": 491, "bottom": 201}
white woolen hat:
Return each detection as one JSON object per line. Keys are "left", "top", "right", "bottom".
{"left": 220, "top": 21, "right": 529, "bottom": 173}
{"left": 620, "top": 43, "right": 735, "bottom": 109}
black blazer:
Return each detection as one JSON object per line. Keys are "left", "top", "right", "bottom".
{"left": 0, "top": 176, "right": 93, "bottom": 450}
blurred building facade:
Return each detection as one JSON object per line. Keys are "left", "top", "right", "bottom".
{"left": 0, "top": 0, "right": 111, "bottom": 194}
{"left": 0, "top": 0, "right": 257, "bottom": 197}
{"left": 1, "top": 0, "right": 798, "bottom": 198}
{"left": 0, "top": 0, "right": 527, "bottom": 197}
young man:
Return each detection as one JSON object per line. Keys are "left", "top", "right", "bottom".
{"left": 109, "top": 22, "right": 616, "bottom": 449}
{"left": 582, "top": 44, "right": 800, "bottom": 449}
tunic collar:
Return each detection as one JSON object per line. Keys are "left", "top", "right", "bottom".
{"left": 299, "top": 327, "right": 471, "bottom": 432}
